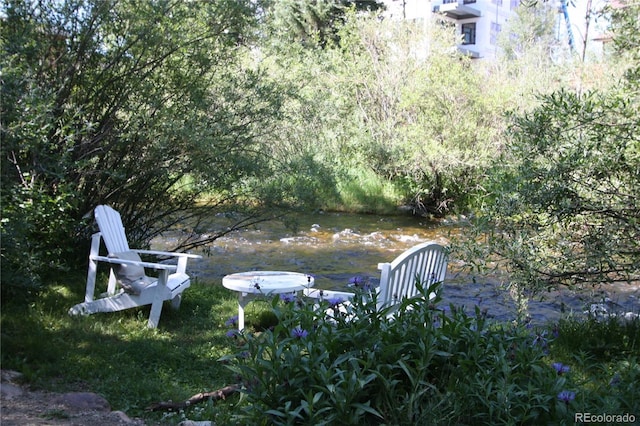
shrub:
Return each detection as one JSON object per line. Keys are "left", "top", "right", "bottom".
{"left": 221, "top": 282, "right": 594, "bottom": 425}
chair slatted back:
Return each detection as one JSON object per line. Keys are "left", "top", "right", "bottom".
{"left": 94, "top": 205, "right": 130, "bottom": 254}
{"left": 378, "top": 241, "right": 447, "bottom": 309}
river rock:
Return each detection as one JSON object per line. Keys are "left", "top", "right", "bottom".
{"left": 0, "top": 382, "right": 24, "bottom": 400}
{"left": 52, "top": 391, "right": 111, "bottom": 412}
{"left": 1, "top": 370, "right": 24, "bottom": 399}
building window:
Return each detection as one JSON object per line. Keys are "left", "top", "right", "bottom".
{"left": 510, "top": 0, "right": 519, "bottom": 9}
{"left": 462, "top": 23, "right": 476, "bottom": 45}
{"left": 463, "top": 0, "right": 476, "bottom": 4}
{"left": 492, "top": 0, "right": 503, "bottom": 6}
{"left": 490, "top": 22, "right": 502, "bottom": 45}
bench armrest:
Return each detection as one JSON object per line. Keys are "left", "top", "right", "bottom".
{"left": 90, "top": 255, "right": 178, "bottom": 272}
{"left": 132, "top": 249, "right": 202, "bottom": 259}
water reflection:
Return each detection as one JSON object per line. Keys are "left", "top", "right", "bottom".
{"left": 155, "top": 212, "right": 639, "bottom": 325}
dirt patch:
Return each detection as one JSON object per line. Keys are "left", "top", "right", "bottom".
{"left": 1, "top": 370, "right": 145, "bottom": 425}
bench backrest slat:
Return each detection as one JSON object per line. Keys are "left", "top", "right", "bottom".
{"left": 378, "top": 241, "right": 447, "bottom": 310}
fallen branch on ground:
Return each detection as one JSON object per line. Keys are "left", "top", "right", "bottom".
{"left": 146, "top": 384, "right": 241, "bottom": 411}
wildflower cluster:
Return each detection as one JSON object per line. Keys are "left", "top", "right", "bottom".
{"left": 290, "top": 327, "right": 308, "bottom": 338}
{"left": 557, "top": 390, "right": 576, "bottom": 405}
{"left": 279, "top": 293, "right": 295, "bottom": 303}
{"left": 327, "top": 296, "right": 344, "bottom": 308}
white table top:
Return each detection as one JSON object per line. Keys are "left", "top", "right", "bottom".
{"left": 222, "top": 271, "right": 314, "bottom": 294}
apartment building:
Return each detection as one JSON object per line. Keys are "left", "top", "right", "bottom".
{"left": 432, "top": 0, "right": 520, "bottom": 58}
{"left": 383, "top": 0, "right": 615, "bottom": 61}
{"left": 383, "top": 0, "right": 520, "bottom": 59}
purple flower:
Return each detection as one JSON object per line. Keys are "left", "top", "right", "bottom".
{"left": 533, "top": 330, "right": 548, "bottom": 348}
{"left": 280, "top": 293, "right": 295, "bottom": 303}
{"left": 226, "top": 330, "right": 237, "bottom": 338}
{"left": 291, "top": 327, "right": 309, "bottom": 339}
{"left": 552, "top": 362, "right": 570, "bottom": 375}
{"left": 557, "top": 390, "right": 576, "bottom": 404}
{"left": 348, "top": 276, "right": 374, "bottom": 291}
{"left": 327, "top": 297, "right": 344, "bottom": 307}
{"left": 349, "top": 276, "right": 365, "bottom": 286}
{"left": 609, "top": 373, "right": 621, "bottom": 387}
{"left": 225, "top": 316, "right": 238, "bottom": 327}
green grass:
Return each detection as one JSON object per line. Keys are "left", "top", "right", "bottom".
{"left": 326, "top": 166, "right": 403, "bottom": 214}
{"left": 0, "top": 276, "right": 274, "bottom": 424}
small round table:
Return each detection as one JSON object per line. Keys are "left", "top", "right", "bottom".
{"left": 222, "top": 271, "right": 314, "bottom": 330}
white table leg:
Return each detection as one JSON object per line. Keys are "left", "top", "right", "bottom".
{"left": 238, "top": 293, "right": 245, "bottom": 331}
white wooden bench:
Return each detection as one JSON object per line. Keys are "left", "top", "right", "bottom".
{"left": 305, "top": 241, "right": 447, "bottom": 317}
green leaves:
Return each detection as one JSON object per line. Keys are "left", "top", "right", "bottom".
{"left": 222, "top": 281, "right": 583, "bottom": 424}
{"left": 1, "top": 0, "right": 286, "bottom": 295}
{"left": 465, "top": 82, "right": 640, "bottom": 294}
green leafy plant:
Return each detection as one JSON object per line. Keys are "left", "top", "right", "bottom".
{"left": 222, "top": 280, "right": 629, "bottom": 425}
{"left": 453, "top": 3, "right": 639, "bottom": 299}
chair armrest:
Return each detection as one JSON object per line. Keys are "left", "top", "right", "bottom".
{"left": 132, "top": 250, "right": 202, "bottom": 259}
{"left": 90, "top": 255, "right": 178, "bottom": 272}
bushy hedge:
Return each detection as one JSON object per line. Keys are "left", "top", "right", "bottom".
{"left": 220, "top": 282, "right": 638, "bottom": 425}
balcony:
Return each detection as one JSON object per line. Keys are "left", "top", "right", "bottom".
{"left": 432, "top": 0, "right": 482, "bottom": 19}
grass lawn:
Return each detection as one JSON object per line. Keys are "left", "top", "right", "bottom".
{"left": 0, "top": 276, "right": 267, "bottom": 424}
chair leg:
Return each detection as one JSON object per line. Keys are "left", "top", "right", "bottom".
{"left": 147, "top": 297, "right": 164, "bottom": 329}
{"left": 147, "top": 270, "right": 169, "bottom": 328}
{"left": 85, "top": 233, "right": 103, "bottom": 303}
{"left": 171, "top": 294, "right": 182, "bottom": 310}
{"left": 85, "top": 258, "right": 98, "bottom": 303}
{"left": 69, "top": 291, "right": 139, "bottom": 315}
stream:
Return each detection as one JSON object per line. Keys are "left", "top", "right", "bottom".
{"left": 154, "top": 211, "right": 639, "bottom": 326}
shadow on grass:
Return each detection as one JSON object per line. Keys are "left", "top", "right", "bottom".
{"left": 1, "top": 279, "right": 249, "bottom": 421}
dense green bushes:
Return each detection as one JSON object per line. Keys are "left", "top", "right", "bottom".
{"left": 259, "top": 13, "right": 512, "bottom": 217}
{"left": 457, "top": 1, "right": 640, "bottom": 296}
{"left": 222, "top": 282, "right": 639, "bottom": 425}
{"left": 0, "top": 0, "right": 290, "bottom": 297}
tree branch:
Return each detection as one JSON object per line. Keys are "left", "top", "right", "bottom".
{"left": 146, "top": 384, "right": 240, "bottom": 411}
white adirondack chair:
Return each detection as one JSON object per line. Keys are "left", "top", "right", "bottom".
{"left": 305, "top": 241, "right": 447, "bottom": 317}
{"left": 69, "top": 205, "right": 202, "bottom": 328}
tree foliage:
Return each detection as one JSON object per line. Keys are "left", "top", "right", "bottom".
{"left": 607, "top": 0, "right": 640, "bottom": 84}
{"left": 262, "top": 11, "right": 507, "bottom": 215}
{"left": 460, "top": 3, "right": 640, "bottom": 294}
{"left": 498, "top": 0, "right": 563, "bottom": 62}
{"left": 261, "top": 0, "right": 384, "bottom": 47}
{"left": 1, "top": 0, "right": 290, "bottom": 297}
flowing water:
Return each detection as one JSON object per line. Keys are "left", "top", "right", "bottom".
{"left": 155, "top": 212, "right": 639, "bottom": 325}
